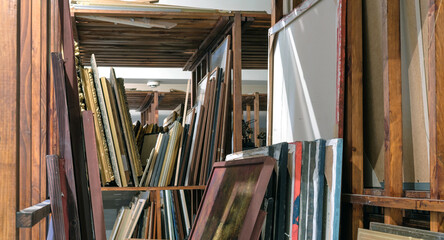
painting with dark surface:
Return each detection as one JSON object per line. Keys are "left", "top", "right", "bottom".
{"left": 225, "top": 142, "right": 289, "bottom": 240}
{"left": 190, "top": 156, "right": 275, "bottom": 240}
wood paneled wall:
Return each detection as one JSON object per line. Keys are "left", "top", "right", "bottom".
{"left": 0, "top": 0, "right": 53, "bottom": 239}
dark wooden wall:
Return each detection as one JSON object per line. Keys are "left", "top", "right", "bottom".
{"left": 0, "top": 0, "right": 57, "bottom": 239}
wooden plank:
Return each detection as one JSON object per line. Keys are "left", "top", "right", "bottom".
{"left": 46, "top": 155, "right": 66, "bottom": 240}
{"left": 343, "top": 194, "right": 444, "bottom": 213}
{"left": 293, "top": 0, "right": 303, "bottom": 9}
{"left": 184, "top": 16, "right": 230, "bottom": 71}
{"left": 232, "top": 12, "right": 243, "bottom": 152}
{"left": 136, "top": 92, "right": 153, "bottom": 112}
{"left": 73, "top": 9, "right": 232, "bottom": 18}
{"left": 82, "top": 111, "right": 106, "bottom": 240}
{"left": 342, "top": 0, "right": 364, "bottom": 239}
{"left": 156, "top": 190, "right": 161, "bottom": 238}
{"left": 101, "top": 186, "right": 206, "bottom": 191}
{"left": 61, "top": 0, "right": 94, "bottom": 237}
{"left": 382, "top": 0, "right": 403, "bottom": 226}
{"left": 254, "top": 92, "right": 260, "bottom": 147}
{"left": 271, "top": 0, "right": 283, "bottom": 25}
{"left": 153, "top": 91, "right": 159, "bottom": 124}
{"left": 431, "top": 0, "right": 444, "bottom": 232}
{"left": 31, "top": 0, "right": 44, "bottom": 238}
{"left": 19, "top": 0, "right": 33, "bottom": 239}
{"left": 39, "top": 0, "right": 49, "bottom": 238}
{"left": 267, "top": 35, "right": 274, "bottom": 145}
{"left": 16, "top": 200, "right": 51, "bottom": 228}
{"left": 51, "top": 52, "right": 82, "bottom": 239}
{"left": 246, "top": 104, "right": 251, "bottom": 124}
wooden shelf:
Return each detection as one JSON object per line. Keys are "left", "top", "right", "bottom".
{"left": 101, "top": 185, "right": 206, "bottom": 192}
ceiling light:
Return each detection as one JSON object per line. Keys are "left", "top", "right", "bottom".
{"left": 147, "top": 81, "right": 160, "bottom": 88}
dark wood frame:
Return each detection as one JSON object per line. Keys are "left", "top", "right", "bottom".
{"left": 188, "top": 156, "right": 275, "bottom": 240}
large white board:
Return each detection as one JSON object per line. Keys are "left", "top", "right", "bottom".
{"left": 270, "top": 0, "right": 342, "bottom": 143}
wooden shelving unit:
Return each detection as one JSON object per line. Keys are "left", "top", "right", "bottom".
{"left": 101, "top": 186, "right": 206, "bottom": 209}
{"left": 101, "top": 185, "right": 206, "bottom": 191}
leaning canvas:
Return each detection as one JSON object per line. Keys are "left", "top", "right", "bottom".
{"left": 322, "top": 139, "right": 343, "bottom": 240}
{"left": 189, "top": 156, "right": 275, "bottom": 240}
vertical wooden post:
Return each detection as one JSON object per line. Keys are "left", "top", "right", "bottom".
{"left": 156, "top": 190, "right": 161, "bottom": 238}
{"left": 0, "top": 0, "right": 18, "bottom": 238}
{"left": 20, "top": 0, "right": 33, "bottom": 239}
{"left": 342, "top": 0, "right": 364, "bottom": 239}
{"left": 430, "top": 0, "right": 444, "bottom": 232}
{"left": 272, "top": 0, "right": 283, "bottom": 25}
{"left": 147, "top": 106, "right": 152, "bottom": 124}
{"left": 232, "top": 13, "right": 243, "bottom": 152}
{"left": 268, "top": 0, "right": 282, "bottom": 145}
{"left": 191, "top": 70, "right": 197, "bottom": 106}
{"left": 382, "top": 0, "right": 403, "bottom": 226}
{"left": 254, "top": 92, "right": 260, "bottom": 147}
{"left": 82, "top": 111, "right": 106, "bottom": 240}
{"left": 52, "top": 53, "right": 82, "bottom": 239}
{"left": 46, "top": 155, "right": 66, "bottom": 240}
{"left": 246, "top": 103, "right": 251, "bottom": 139}
{"left": 293, "top": 0, "right": 303, "bottom": 9}
{"left": 153, "top": 91, "right": 159, "bottom": 125}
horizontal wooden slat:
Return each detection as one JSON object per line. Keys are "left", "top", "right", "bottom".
{"left": 101, "top": 186, "right": 206, "bottom": 191}
{"left": 75, "top": 11, "right": 270, "bottom": 68}
{"left": 16, "top": 200, "right": 51, "bottom": 228}
{"left": 343, "top": 194, "right": 444, "bottom": 212}
{"left": 363, "top": 189, "right": 431, "bottom": 199}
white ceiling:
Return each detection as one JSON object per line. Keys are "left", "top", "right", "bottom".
{"left": 157, "top": 0, "right": 271, "bottom": 13}
{"left": 97, "top": 67, "right": 268, "bottom": 93}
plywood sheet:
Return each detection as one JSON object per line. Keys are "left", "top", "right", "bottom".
{"left": 362, "top": 0, "right": 431, "bottom": 186}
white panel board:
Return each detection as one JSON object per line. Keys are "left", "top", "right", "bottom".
{"left": 271, "top": 0, "right": 340, "bottom": 143}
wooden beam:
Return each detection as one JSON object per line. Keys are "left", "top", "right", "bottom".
{"left": 19, "top": 0, "right": 32, "bottom": 239}
{"left": 254, "top": 92, "right": 260, "bottom": 147}
{"left": 16, "top": 200, "right": 51, "bottom": 228}
{"left": 382, "top": 0, "right": 403, "bottom": 226}
{"left": 271, "top": 0, "right": 283, "bottom": 25}
{"left": 82, "top": 111, "right": 106, "bottom": 240}
{"left": 137, "top": 92, "right": 153, "bottom": 112}
{"left": 343, "top": 194, "right": 444, "bottom": 213}
{"left": 431, "top": 0, "right": 444, "bottom": 232}
{"left": 47, "top": 155, "right": 66, "bottom": 240}
{"left": 232, "top": 13, "right": 243, "bottom": 152}
{"left": 184, "top": 16, "right": 230, "bottom": 71}
{"left": 293, "top": 0, "right": 303, "bottom": 9}
{"left": 246, "top": 104, "right": 251, "bottom": 123}
{"left": 153, "top": 91, "right": 159, "bottom": 124}
{"left": 342, "top": 0, "right": 363, "bottom": 239}
{"left": 61, "top": 0, "right": 94, "bottom": 237}
{"left": 267, "top": 35, "right": 274, "bottom": 145}
{"left": 51, "top": 52, "right": 82, "bottom": 239}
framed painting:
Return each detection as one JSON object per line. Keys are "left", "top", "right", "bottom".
{"left": 189, "top": 156, "right": 275, "bottom": 240}
{"left": 226, "top": 142, "right": 289, "bottom": 240}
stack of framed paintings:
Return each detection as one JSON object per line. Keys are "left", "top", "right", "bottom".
{"left": 226, "top": 138, "right": 343, "bottom": 240}
{"left": 79, "top": 54, "right": 145, "bottom": 187}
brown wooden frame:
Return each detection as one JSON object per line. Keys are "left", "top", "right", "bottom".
{"left": 188, "top": 156, "right": 275, "bottom": 240}
{"left": 333, "top": 0, "right": 444, "bottom": 238}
